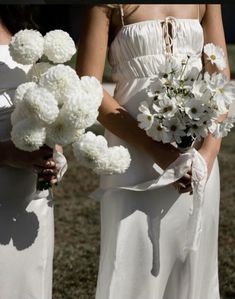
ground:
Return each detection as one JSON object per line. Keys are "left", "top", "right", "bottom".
{"left": 52, "top": 126, "right": 235, "bottom": 299}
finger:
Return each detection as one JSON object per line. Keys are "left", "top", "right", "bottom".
{"left": 178, "top": 182, "right": 186, "bottom": 189}
{"left": 183, "top": 173, "right": 192, "bottom": 180}
{"left": 33, "top": 166, "right": 57, "bottom": 174}
{"left": 34, "top": 159, "right": 56, "bottom": 169}
{"left": 187, "top": 169, "right": 192, "bottom": 176}
{"left": 50, "top": 178, "right": 58, "bottom": 185}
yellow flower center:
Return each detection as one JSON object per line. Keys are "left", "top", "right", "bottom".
{"left": 163, "top": 106, "right": 173, "bottom": 113}
{"left": 210, "top": 54, "right": 216, "bottom": 61}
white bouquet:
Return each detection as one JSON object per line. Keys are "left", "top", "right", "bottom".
{"left": 137, "top": 43, "right": 235, "bottom": 148}
{"left": 9, "top": 29, "right": 131, "bottom": 189}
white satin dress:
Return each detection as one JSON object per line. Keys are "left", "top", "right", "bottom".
{"left": 94, "top": 18, "right": 221, "bottom": 299}
{"left": 0, "top": 45, "right": 54, "bottom": 299}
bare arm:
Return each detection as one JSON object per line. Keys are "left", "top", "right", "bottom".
{"left": 199, "top": 4, "right": 230, "bottom": 176}
{"left": 76, "top": 5, "right": 180, "bottom": 170}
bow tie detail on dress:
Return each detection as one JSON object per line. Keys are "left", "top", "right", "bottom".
{"left": 161, "top": 16, "right": 182, "bottom": 55}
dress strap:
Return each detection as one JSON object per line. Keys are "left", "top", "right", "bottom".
{"left": 119, "top": 4, "right": 125, "bottom": 27}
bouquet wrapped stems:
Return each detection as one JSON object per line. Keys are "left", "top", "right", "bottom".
{"left": 176, "top": 135, "right": 194, "bottom": 150}
{"left": 36, "top": 151, "right": 53, "bottom": 191}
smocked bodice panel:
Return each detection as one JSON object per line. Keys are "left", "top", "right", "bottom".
{"left": 108, "top": 18, "right": 204, "bottom": 81}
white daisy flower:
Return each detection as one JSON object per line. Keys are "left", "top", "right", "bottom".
{"left": 163, "top": 117, "right": 186, "bottom": 144}
{"left": 137, "top": 101, "right": 154, "bottom": 130}
{"left": 147, "top": 77, "right": 164, "bottom": 98}
{"left": 206, "top": 72, "right": 235, "bottom": 108}
{"left": 209, "top": 118, "right": 234, "bottom": 138}
{"left": 147, "top": 119, "right": 172, "bottom": 143}
{"left": 187, "top": 123, "right": 208, "bottom": 139}
{"left": 44, "top": 30, "right": 76, "bottom": 63}
{"left": 212, "top": 94, "right": 228, "bottom": 115}
{"left": 11, "top": 119, "right": 46, "bottom": 152}
{"left": 9, "top": 29, "right": 44, "bottom": 65}
{"left": 153, "top": 96, "right": 178, "bottom": 119}
{"left": 204, "top": 43, "right": 226, "bottom": 71}
{"left": 184, "top": 99, "right": 205, "bottom": 120}
{"left": 191, "top": 79, "right": 208, "bottom": 98}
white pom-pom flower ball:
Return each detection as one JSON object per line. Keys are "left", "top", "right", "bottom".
{"left": 72, "top": 132, "right": 131, "bottom": 175}
{"left": 44, "top": 29, "right": 76, "bottom": 63}
{"left": 14, "top": 82, "right": 37, "bottom": 106}
{"left": 11, "top": 102, "right": 30, "bottom": 126}
{"left": 9, "top": 29, "right": 44, "bottom": 65}
{"left": 98, "top": 146, "right": 131, "bottom": 175}
{"left": 80, "top": 76, "right": 103, "bottom": 108}
{"left": 72, "top": 132, "right": 109, "bottom": 170}
{"left": 11, "top": 119, "right": 46, "bottom": 152}
{"left": 23, "top": 86, "right": 59, "bottom": 125}
{"left": 60, "top": 93, "right": 99, "bottom": 130}
{"left": 39, "top": 64, "right": 80, "bottom": 106}
{"left": 46, "top": 116, "right": 84, "bottom": 148}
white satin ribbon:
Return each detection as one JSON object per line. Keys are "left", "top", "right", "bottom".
{"left": 94, "top": 148, "right": 208, "bottom": 252}
{"left": 121, "top": 148, "right": 208, "bottom": 251}
{"left": 53, "top": 151, "right": 68, "bottom": 183}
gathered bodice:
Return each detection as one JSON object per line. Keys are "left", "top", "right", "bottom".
{"left": 108, "top": 18, "right": 204, "bottom": 82}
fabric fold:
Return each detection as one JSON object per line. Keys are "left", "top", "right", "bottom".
{"left": 91, "top": 148, "right": 207, "bottom": 251}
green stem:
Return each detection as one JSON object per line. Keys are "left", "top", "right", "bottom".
{"left": 32, "top": 64, "right": 40, "bottom": 83}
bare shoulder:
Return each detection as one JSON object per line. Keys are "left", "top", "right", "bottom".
{"left": 76, "top": 5, "right": 112, "bottom": 79}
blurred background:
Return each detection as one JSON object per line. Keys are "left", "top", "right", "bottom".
{"left": 15, "top": 4, "right": 235, "bottom": 299}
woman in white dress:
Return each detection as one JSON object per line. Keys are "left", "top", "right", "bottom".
{"left": 76, "top": 4, "right": 230, "bottom": 299}
{"left": 0, "top": 6, "right": 67, "bottom": 299}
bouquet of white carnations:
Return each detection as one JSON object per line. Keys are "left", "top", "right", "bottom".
{"left": 9, "top": 29, "right": 131, "bottom": 189}
{"left": 137, "top": 43, "right": 235, "bottom": 148}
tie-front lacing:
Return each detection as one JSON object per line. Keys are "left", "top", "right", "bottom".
{"left": 161, "top": 16, "right": 178, "bottom": 55}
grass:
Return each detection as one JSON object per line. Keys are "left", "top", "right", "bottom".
{"left": 52, "top": 125, "right": 235, "bottom": 299}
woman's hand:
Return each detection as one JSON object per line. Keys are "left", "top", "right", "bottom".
{"left": 0, "top": 141, "right": 58, "bottom": 185}
{"left": 173, "top": 171, "right": 193, "bottom": 194}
